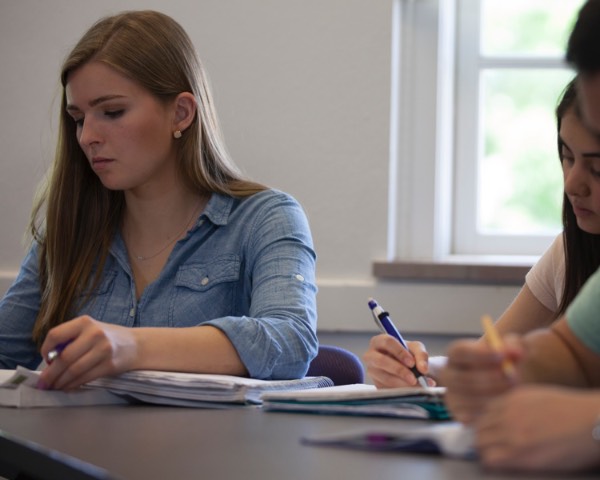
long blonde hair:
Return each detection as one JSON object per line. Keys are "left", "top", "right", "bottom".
{"left": 30, "top": 10, "right": 266, "bottom": 346}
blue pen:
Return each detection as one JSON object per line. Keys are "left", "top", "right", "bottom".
{"left": 46, "top": 340, "right": 73, "bottom": 364}
{"left": 368, "top": 298, "right": 429, "bottom": 388}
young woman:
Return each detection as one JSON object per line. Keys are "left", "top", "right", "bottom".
{"left": 363, "top": 77, "right": 600, "bottom": 388}
{"left": 0, "top": 10, "right": 318, "bottom": 390}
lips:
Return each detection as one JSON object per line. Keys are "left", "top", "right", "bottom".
{"left": 91, "top": 157, "right": 114, "bottom": 170}
{"left": 572, "top": 203, "right": 593, "bottom": 216}
{"left": 92, "top": 156, "right": 112, "bottom": 164}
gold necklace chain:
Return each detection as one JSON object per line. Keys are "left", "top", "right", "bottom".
{"left": 129, "top": 200, "right": 203, "bottom": 262}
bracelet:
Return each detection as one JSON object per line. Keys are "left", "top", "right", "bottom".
{"left": 592, "top": 415, "right": 600, "bottom": 442}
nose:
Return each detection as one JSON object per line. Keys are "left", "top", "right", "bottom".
{"left": 78, "top": 118, "right": 101, "bottom": 148}
{"left": 564, "top": 161, "right": 590, "bottom": 198}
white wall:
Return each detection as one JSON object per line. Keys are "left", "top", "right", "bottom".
{"left": 0, "top": 1, "right": 520, "bottom": 347}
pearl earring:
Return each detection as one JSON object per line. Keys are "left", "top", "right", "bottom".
{"left": 173, "top": 130, "right": 182, "bottom": 139}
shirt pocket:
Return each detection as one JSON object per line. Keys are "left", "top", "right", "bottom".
{"left": 172, "top": 255, "right": 241, "bottom": 325}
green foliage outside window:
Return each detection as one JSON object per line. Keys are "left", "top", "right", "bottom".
{"left": 478, "top": 1, "right": 584, "bottom": 234}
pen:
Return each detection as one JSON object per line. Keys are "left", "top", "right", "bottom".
{"left": 368, "top": 297, "right": 429, "bottom": 388}
{"left": 47, "top": 340, "right": 72, "bottom": 364}
{"left": 480, "top": 314, "right": 516, "bottom": 379}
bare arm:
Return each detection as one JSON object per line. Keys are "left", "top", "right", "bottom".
{"left": 516, "top": 321, "right": 590, "bottom": 387}
{"left": 519, "top": 318, "right": 600, "bottom": 387}
{"left": 491, "top": 284, "right": 555, "bottom": 336}
{"left": 134, "top": 325, "right": 246, "bottom": 374}
{"left": 429, "top": 284, "right": 555, "bottom": 385}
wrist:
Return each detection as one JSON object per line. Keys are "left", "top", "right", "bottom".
{"left": 128, "top": 327, "right": 148, "bottom": 370}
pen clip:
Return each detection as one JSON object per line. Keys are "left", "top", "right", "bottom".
{"left": 369, "top": 306, "right": 385, "bottom": 332}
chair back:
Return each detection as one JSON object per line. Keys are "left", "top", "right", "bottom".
{"left": 306, "top": 344, "right": 365, "bottom": 385}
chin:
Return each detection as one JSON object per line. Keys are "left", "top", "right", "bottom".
{"left": 98, "top": 180, "right": 128, "bottom": 191}
{"left": 578, "top": 222, "right": 600, "bottom": 235}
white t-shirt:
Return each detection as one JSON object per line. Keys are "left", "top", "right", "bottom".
{"left": 524, "top": 234, "right": 565, "bottom": 313}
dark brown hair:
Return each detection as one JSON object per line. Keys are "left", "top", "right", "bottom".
{"left": 555, "top": 78, "right": 600, "bottom": 316}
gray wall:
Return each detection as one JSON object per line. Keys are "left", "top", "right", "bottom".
{"left": 0, "top": 1, "right": 518, "bottom": 373}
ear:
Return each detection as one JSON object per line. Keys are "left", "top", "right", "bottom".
{"left": 172, "top": 92, "right": 197, "bottom": 133}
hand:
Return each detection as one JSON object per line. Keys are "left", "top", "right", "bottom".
{"left": 440, "top": 337, "right": 522, "bottom": 424}
{"left": 39, "top": 315, "right": 139, "bottom": 391}
{"left": 475, "top": 386, "right": 600, "bottom": 472}
{"left": 363, "top": 334, "right": 434, "bottom": 388}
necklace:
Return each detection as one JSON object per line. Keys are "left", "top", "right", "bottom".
{"left": 128, "top": 199, "right": 203, "bottom": 262}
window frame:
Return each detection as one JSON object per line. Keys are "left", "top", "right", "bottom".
{"left": 382, "top": 0, "right": 575, "bottom": 281}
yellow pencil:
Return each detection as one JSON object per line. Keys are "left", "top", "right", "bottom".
{"left": 481, "top": 314, "right": 516, "bottom": 379}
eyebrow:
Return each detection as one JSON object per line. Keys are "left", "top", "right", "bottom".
{"left": 66, "top": 94, "right": 127, "bottom": 112}
{"left": 560, "top": 137, "right": 600, "bottom": 159}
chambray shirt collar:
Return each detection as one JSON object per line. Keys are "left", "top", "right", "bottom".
{"left": 201, "top": 192, "right": 234, "bottom": 227}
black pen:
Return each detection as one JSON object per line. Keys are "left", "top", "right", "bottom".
{"left": 368, "top": 298, "right": 429, "bottom": 388}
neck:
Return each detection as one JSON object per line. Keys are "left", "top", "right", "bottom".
{"left": 125, "top": 189, "right": 206, "bottom": 233}
{"left": 122, "top": 190, "right": 208, "bottom": 262}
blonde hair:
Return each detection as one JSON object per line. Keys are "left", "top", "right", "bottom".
{"left": 30, "top": 10, "right": 266, "bottom": 346}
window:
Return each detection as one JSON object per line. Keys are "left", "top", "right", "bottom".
{"left": 386, "top": 0, "right": 584, "bottom": 266}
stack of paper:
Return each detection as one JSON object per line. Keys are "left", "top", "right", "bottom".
{"left": 261, "top": 384, "right": 450, "bottom": 420}
{"left": 0, "top": 366, "right": 333, "bottom": 408}
{"left": 86, "top": 370, "right": 334, "bottom": 407}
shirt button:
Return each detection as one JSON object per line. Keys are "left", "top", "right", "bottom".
{"left": 201, "top": 277, "right": 209, "bottom": 286}
{"left": 129, "top": 307, "right": 135, "bottom": 317}
{"left": 295, "top": 274, "right": 305, "bottom": 282}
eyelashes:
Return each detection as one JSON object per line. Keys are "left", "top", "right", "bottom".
{"left": 104, "top": 109, "right": 124, "bottom": 119}
{"left": 71, "top": 109, "right": 125, "bottom": 128}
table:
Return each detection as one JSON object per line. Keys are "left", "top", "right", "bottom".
{"left": 0, "top": 405, "right": 595, "bottom": 480}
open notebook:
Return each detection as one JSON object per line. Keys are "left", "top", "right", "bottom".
{"left": 0, "top": 366, "right": 333, "bottom": 408}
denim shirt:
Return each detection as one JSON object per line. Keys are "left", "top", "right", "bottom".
{"left": 0, "top": 189, "right": 318, "bottom": 379}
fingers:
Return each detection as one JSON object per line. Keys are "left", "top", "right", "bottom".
{"left": 364, "top": 335, "right": 431, "bottom": 388}
{"left": 441, "top": 339, "right": 518, "bottom": 423}
{"left": 42, "top": 346, "right": 107, "bottom": 391}
{"left": 474, "top": 395, "right": 538, "bottom": 471}
{"left": 40, "top": 316, "right": 92, "bottom": 364}
{"left": 408, "top": 341, "right": 430, "bottom": 375}
{"left": 38, "top": 316, "right": 128, "bottom": 391}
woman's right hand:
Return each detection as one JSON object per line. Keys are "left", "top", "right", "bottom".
{"left": 39, "top": 315, "right": 139, "bottom": 391}
{"left": 363, "top": 334, "right": 433, "bottom": 388}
